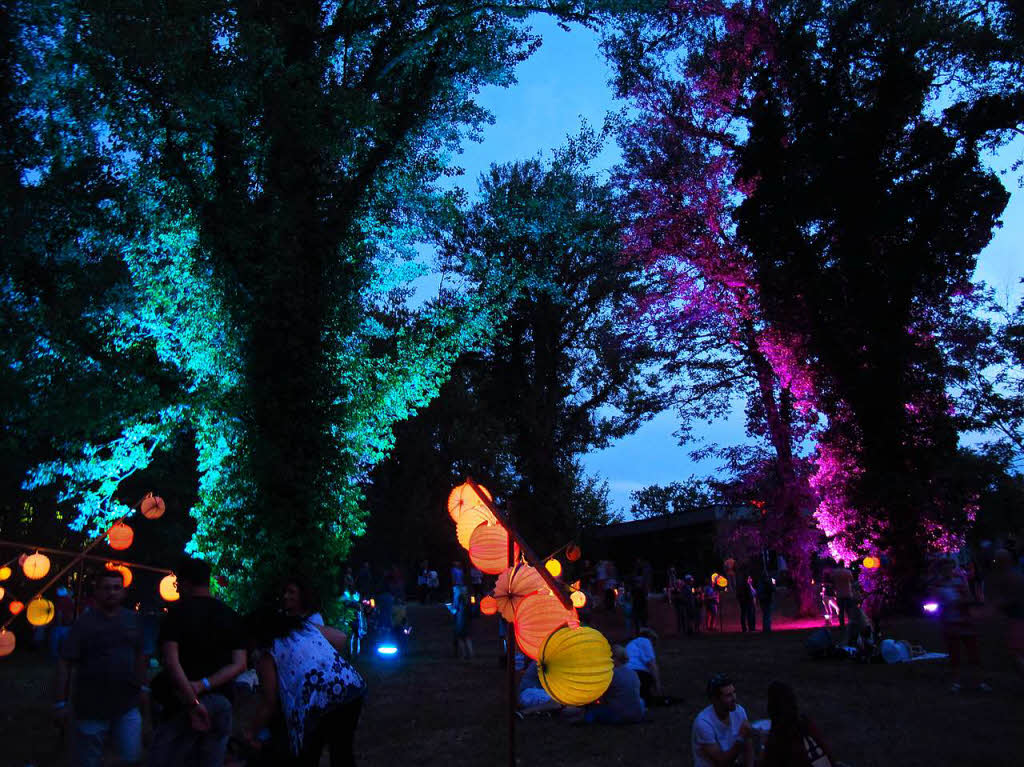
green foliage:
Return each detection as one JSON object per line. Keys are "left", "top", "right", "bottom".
{"left": 629, "top": 477, "right": 716, "bottom": 519}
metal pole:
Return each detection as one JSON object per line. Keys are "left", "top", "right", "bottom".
{"left": 506, "top": 500, "right": 516, "bottom": 767}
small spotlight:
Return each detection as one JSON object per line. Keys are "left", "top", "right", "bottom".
{"left": 922, "top": 601, "right": 939, "bottom": 614}
{"left": 376, "top": 644, "right": 399, "bottom": 656}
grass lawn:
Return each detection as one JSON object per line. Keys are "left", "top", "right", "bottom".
{"left": 1, "top": 597, "right": 1020, "bottom": 766}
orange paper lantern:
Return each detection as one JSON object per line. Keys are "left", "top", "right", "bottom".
{"left": 494, "top": 564, "right": 549, "bottom": 621}
{"left": 566, "top": 544, "right": 581, "bottom": 562}
{"left": 716, "top": 575, "right": 728, "bottom": 588}
{"left": 513, "top": 592, "right": 577, "bottom": 660}
{"left": 159, "top": 573, "right": 179, "bottom": 602}
{"left": 22, "top": 552, "right": 51, "bottom": 580}
{"left": 0, "top": 629, "right": 14, "bottom": 657}
{"left": 108, "top": 522, "right": 134, "bottom": 551}
{"left": 447, "top": 482, "right": 493, "bottom": 524}
{"left": 140, "top": 494, "right": 166, "bottom": 520}
{"left": 106, "top": 561, "right": 133, "bottom": 588}
{"left": 0, "top": 586, "right": 4, "bottom": 600}
{"left": 480, "top": 595, "right": 498, "bottom": 616}
{"left": 456, "top": 506, "right": 492, "bottom": 550}
{"left": 863, "top": 556, "right": 880, "bottom": 570}
{"left": 469, "top": 523, "right": 511, "bottom": 575}
{"left": 9, "top": 600, "right": 25, "bottom": 615}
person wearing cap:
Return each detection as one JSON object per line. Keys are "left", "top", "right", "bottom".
{"left": 691, "top": 673, "right": 754, "bottom": 767}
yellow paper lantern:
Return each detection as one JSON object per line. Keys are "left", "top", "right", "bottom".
{"left": 469, "top": 523, "right": 510, "bottom": 575}
{"left": 494, "top": 564, "right": 549, "bottom": 621}
{"left": 0, "top": 566, "right": 10, "bottom": 581}
{"left": 107, "top": 522, "right": 134, "bottom": 551}
{"left": 863, "top": 556, "right": 880, "bottom": 570}
{"left": 9, "top": 600, "right": 24, "bottom": 615}
{"left": 0, "top": 629, "right": 15, "bottom": 657}
{"left": 480, "top": 595, "right": 498, "bottom": 616}
{"left": 570, "top": 590, "right": 587, "bottom": 608}
{"left": 447, "top": 482, "right": 493, "bottom": 524}
{"left": 545, "top": 559, "right": 563, "bottom": 578}
{"left": 538, "top": 625, "right": 613, "bottom": 706}
{"left": 27, "top": 598, "right": 55, "bottom": 627}
{"left": 159, "top": 573, "right": 179, "bottom": 602}
{"left": 140, "top": 494, "right": 166, "bottom": 520}
{"left": 22, "top": 552, "right": 51, "bottom": 580}
{"left": 456, "top": 506, "right": 491, "bottom": 550}
{"left": 513, "top": 592, "right": 577, "bottom": 660}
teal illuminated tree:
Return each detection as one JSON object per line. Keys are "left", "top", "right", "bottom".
{"left": 2, "top": 0, "right": 627, "bottom": 603}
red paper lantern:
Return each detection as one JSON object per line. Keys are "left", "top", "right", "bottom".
{"left": 494, "top": 564, "right": 548, "bottom": 621}
{"left": 469, "top": 523, "right": 510, "bottom": 575}
{"left": 9, "top": 600, "right": 24, "bottom": 615}
{"left": 566, "top": 544, "right": 582, "bottom": 562}
{"left": 447, "top": 482, "right": 493, "bottom": 524}
{"left": 140, "top": 494, "right": 166, "bottom": 520}
{"left": 480, "top": 595, "right": 498, "bottom": 616}
{"left": 107, "top": 522, "right": 134, "bottom": 551}
{"left": 514, "top": 592, "right": 577, "bottom": 660}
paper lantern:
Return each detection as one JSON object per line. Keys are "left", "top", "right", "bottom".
{"left": 469, "top": 523, "right": 511, "bottom": 574}
{"left": 0, "top": 629, "right": 14, "bottom": 657}
{"left": 566, "top": 544, "right": 581, "bottom": 562}
{"left": 107, "top": 522, "right": 134, "bottom": 551}
{"left": 159, "top": 574, "right": 179, "bottom": 602}
{"left": 480, "top": 595, "right": 498, "bottom": 616}
{"left": 716, "top": 575, "right": 728, "bottom": 588}
{"left": 18, "top": 554, "right": 27, "bottom": 566}
{"left": 494, "top": 564, "right": 549, "bottom": 621}
{"left": 22, "top": 552, "right": 51, "bottom": 580}
{"left": 513, "top": 592, "right": 577, "bottom": 660}
{"left": 456, "top": 506, "right": 492, "bottom": 550}
{"left": 27, "top": 598, "right": 55, "bottom": 627}
{"left": 9, "top": 600, "right": 24, "bottom": 615}
{"left": 0, "top": 587, "right": 4, "bottom": 600}
{"left": 538, "top": 626, "right": 613, "bottom": 706}
{"left": 0, "top": 566, "right": 10, "bottom": 581}
{"left": 570, "top": 590, "right": 587, "bottom": 608}
{"left": 447, "top": 482, "right": 493, "bottom": 524}
{"left": 106, "top": 562, "right": 133, "bottom": 588}
{"left": 863, "top": 556, "right": 881, "bottom": 570}
{"left": 545, "top": 559, "right": 563, "bottom": 578}
{"left": 140, "top": 494, "right": 166, "bottom": 520}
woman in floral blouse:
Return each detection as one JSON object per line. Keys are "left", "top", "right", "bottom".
{"left": 246, "top": 608, "right": 367, "bottom": 766}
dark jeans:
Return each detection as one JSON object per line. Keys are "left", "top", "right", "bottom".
{"left": 636, "top": 670, "right": 655, "bottom": 707}
{"left": 738, "top": 601, "right": 756, "bottom": 632}
{"left": 837, "top": 596, "right": 854, "bottom": 628}
{"left": 295, "top": 695, "right": 364, "bottom": 767}
{"left": 150, "top": 693, "right": 232, "bottom": 767}
{"left": 760, "top": 601, "right": 773, "bottom": 632}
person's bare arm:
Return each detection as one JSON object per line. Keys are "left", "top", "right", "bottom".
{"left": 245, "top": 653, "right": 279, "bottom": 748}
{"left": 188, "top": 649, "right": 247, "bottom": 696}
{"left": 698, "top": 721, "right": 753, "bottom": 766}
{"left": 317, "top": 624, "right": 349, "bottom": 655}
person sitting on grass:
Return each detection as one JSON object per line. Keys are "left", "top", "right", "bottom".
{"left": 760, "top": 680, "right": 836, "bottom": 767}
{"left": 517, "top": 660, "right": 562, "bottom": 717}
{"left": 625, "top": 627, "right": 662, "bottom": 707}
{"left": 567, "top": 645, "right": 645, "bottom": 725}
{"left": 692, "top": 673, "right": 754, "bottom": 767}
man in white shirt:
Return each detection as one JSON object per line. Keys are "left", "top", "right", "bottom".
{"left": 691, "top": 673, "right": 754, "bottom": 767}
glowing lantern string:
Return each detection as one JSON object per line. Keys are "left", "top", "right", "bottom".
{"left": 469, "top": 523, "right": 510, "bottom": 575}
{"left": 27, "top": 598, "right": 55, "bottom": 627}
{"left": 0, "top": 629, "right": 14, "bottom": 657}
{"left": 140, "top": 494, "right": 166, "bottom": 520}
{"left": 538, "top": 626, "right": 613, "bottom": 706}
{"left": 447, "top": 482, "right": 493, "bottom": 524}
{"left": 22, "top": 552, "right": 50, "bottom": 580}
{"left": 513, "top": 592, "right": 577, "bottom": 660}
{"left": 108, "top": 522, "right": 134, "bottom": 551}
{"left": 159, "top": 574, "right": 179, "bottom": 602}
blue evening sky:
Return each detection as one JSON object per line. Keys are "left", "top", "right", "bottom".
{"left": 449, "top": 16, "right": 1024, "bottom": 515}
